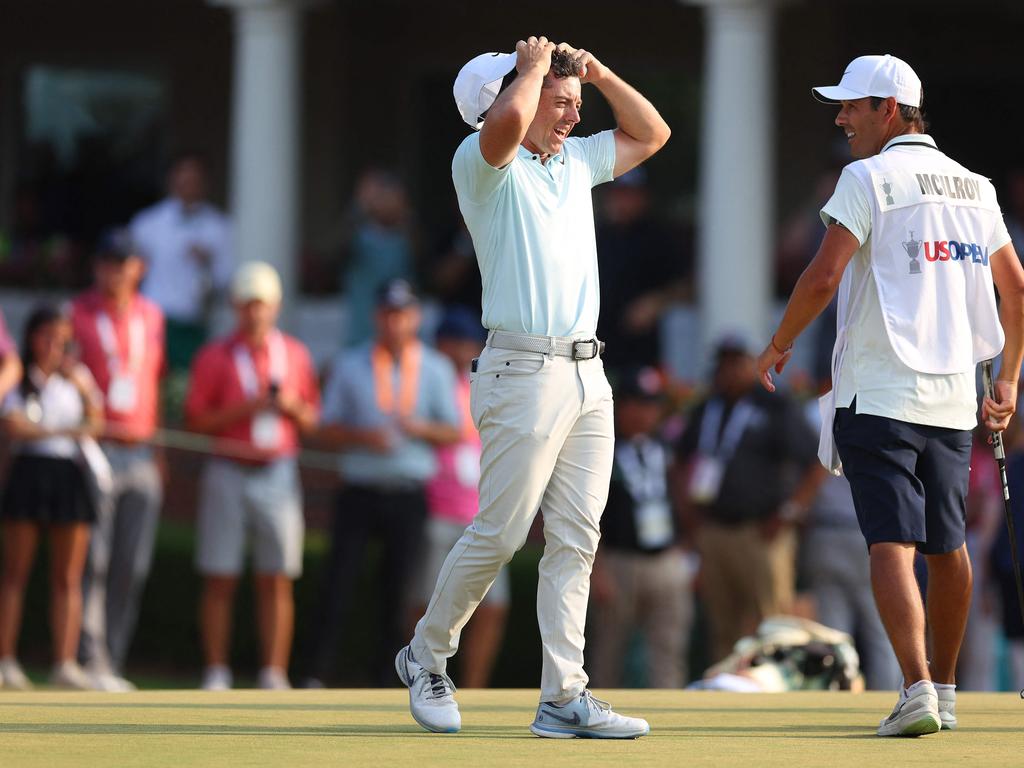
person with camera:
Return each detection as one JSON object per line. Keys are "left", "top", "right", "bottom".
{"left": 185, "top": 261, "right": 320, "bottom": 691}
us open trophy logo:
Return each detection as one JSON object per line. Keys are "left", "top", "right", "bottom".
{"left": 880, "top": 178, "right": 895, "bottom": 206}
{"left": 903, "top": 230, "right": 922, "bottom": 275}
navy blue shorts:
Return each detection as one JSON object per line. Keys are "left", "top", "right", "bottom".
{"left": 833, "top": 405, "right": 971, "bottom": 555}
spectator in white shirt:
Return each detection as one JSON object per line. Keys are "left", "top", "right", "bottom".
{"left": 131, "top": 153, "right": 233, "bottom": 371}
{"left": 0, "top": 306, "right": 105, "bottom": 690}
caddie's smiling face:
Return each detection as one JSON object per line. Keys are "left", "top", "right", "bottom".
{"left": 524, "top": 75, "right": 582, "bottom": 158}
{"left": 835, "top": 97, "right": 890, "bottom": 159}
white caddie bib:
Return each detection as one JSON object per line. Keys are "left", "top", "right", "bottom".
{"left": 847, "top": 143, "right": 1004, "bottom": 374}
{"left": 818, "top": 139, "right": 1005, "bottom": 475}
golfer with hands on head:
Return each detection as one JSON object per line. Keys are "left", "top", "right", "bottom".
{"left": 395, "top": 36, "right": 669, "bottom": 738}
{"left": 757, "top": 54, "right": 1024, "bottom": 736}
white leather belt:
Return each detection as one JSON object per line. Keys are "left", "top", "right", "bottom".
{"left": 487, "top": 330, "right": 604, "bottom": 360}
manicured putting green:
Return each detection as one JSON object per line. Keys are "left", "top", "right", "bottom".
{"left": 0, "top": 689, "right": 1020, "bottom": 767}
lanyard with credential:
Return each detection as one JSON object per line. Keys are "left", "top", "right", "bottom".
{"left": 616, "top": 438, "right": 668, "bottom": 503}
{"left": 233, "top": 331, "right": 287, "bottom": 397}
{"left": 697, "top": 397, "right": 755, "bottom": 463}
{"left": 371, "top": 342, "right": 422, "bottom": 419}
{"left": 96, "top": 311, "right": 145, "bottom": 376}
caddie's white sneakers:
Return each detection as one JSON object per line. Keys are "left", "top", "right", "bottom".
{"left": 395, "top": 645, "right": 461, "bottom": 734}
{"left": 530, "top": 690, "right": 650, "bottom": 739}
{"left": 877, "top": 680, "right": 941, "bottom": 737}
{"left": 935, "top": 683, "right": 957, "bottom": 730}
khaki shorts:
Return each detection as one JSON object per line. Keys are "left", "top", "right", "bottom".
{"left": 196, "top": 458, "right": 304, "bottom": 578}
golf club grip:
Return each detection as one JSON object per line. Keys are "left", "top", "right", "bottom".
{"left": 982, "top": 360, "right": 1006, "bottom": 460}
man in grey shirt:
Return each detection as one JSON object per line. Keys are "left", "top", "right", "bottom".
{"left": 303, "top": 279, "right": 461, "bottom": 687}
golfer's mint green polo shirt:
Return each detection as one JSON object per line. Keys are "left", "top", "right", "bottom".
{"left": 452, "top": 130, "right": 616, "bottom": 338}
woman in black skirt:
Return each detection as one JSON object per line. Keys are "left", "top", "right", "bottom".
{"left": 0, "top": 305, "right": 104, "bottom": 689}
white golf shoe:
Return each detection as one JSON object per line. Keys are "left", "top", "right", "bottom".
{"left": 530, "top": 690, "right": 650, "bottom": 739}
{"left": 936, "top": 685, "right": 957, "bottom": 730}
{"left": 877, "top": 680, "right": 941, "bottom": 737}
{"left": 395, "top": 646, "right": 461, "bottom": 734}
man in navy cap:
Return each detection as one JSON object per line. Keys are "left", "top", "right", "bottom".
{"left": 304, "top": 280, "right": 462, "bottom": 687}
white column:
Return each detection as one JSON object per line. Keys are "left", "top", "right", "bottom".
{"left": 210, "top": 0, "right": 309, "bottom": 327}
{"left": 688, "top": 0, "right": 777, "bottom": 354}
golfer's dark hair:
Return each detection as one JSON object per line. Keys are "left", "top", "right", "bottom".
{"left": 870, "top": 91, "right": 928, "bottom": 133}
{"left": 547, "top": 49, "right": 583, "bottom": 81}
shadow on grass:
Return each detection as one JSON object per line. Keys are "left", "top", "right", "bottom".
{"left": 654, "top": 724, "right": 1023, "bottom": 737}
{"left": 0, "top": 701, "right": 537, "bottom": 714}
{"left": 0, "top": 723, "right": 536, "bottom": 738}
{"left": 1, "top": 721, "right": 1020, "bottom": 739}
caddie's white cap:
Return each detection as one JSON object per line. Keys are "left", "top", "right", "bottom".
{"left": 812, "top": 54, "right": 922, "bottom": 108}
{"left": 453, "top": 52, "right": 517, "bottom": 130}
{"left": 232, "top": 261, "right": 282, "bottom": 305}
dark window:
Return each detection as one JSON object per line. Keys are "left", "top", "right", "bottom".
{"left": 0, "top": 66, "right": 166, "bottom": 288}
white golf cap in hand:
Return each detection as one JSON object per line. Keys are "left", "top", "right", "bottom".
{"left": 812, "top": 54, "right": 922, "bottom": 108}
{"left": 453, "top": 52, "right": 517, "bottom": 129}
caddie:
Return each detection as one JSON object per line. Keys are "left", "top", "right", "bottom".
{"left": 755, "top": 54, "right": 1024, "bottom": 737}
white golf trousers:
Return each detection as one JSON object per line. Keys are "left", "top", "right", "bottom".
{"left": 411, "top": 343, "right": 613, "bottom": 701}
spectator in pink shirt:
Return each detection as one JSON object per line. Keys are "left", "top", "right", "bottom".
{"left": 0, "top": 310, "right": 21, "bottom": 402}
{"left": 185, "top": 261, "right": 320, "bottom": 691}
{"left": 71, "top": 230, "right": 165, "bottom": 691}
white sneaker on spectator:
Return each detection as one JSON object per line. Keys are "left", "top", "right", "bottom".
{"left": 877, "top": 680, "right": 941, "bottom": 736}
{"left": 395, "top": 645, "right": 461, "bottom": 733}
{"left": 91, "top": 671, "right": 136, "bottom": 693}
{"left": 50, "top": 661, "right": 95, "bottom": 690}
{"left": 84, "top": 660, "right": 135, "bottom": 693}
{"left": 0, "top": 657, "right": 33, "bottom": 690}
{"left": 936, "top": 684, "right": 957, "bottom": 730}
{"left": 200, "top": 665, "right": 233, "bottom": 691}
{"left": 258, "top": 666, "right": 291, "bottom": 690}
{"left": 530, "top": 690, "right": 650, "bottom": 739}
